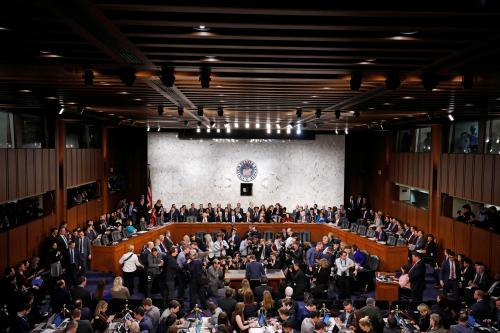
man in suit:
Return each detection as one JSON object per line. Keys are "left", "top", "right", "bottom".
{"left": 375, "top": 226, "right": 387, "bottom": 242}
{"left": 450, "top": 313, "right": 473, "bottom": 333}
{"left": 71, "top": 308, "right": 93, "bottom": 333}
{"left": 245, "top": 255, "right": 265, "bottom": 286}
{"left": 70, "top": 276, "right": 92, "bottom": 308}
{"left": 360, "top": 298, "right": 384, "bottom": 333}
{"left": 162, "top": 247, "right": 182, "bottom": 301}
{"left": 414, "top": 230, "right": 426, "bottom": 251}
{"left": 187, "top": 203, "right": 198, "bottom": 222}
{"left": 51, "top": 279, "right": 72, "bottom": 314}
{"left": 12, "top": 303, "right": 31, "bottom": 333}
{"left": 57, "top": 227, "right": 69, "bottom": 251}
{"left": 254, "top": 277, "right": 273, "bottom": 302}
{"left": 76, "top": 230, "right": 91, "bottom": 273}
{"left": 440, "top": 251, "right": 461, "bottom": 300}
{"left": 471, "top": 290, "right": 492, "bottom": 322}
{"left": 339, "top": 300, "right": 356, "bottom": 329}
{"left": 134, "top": 306, "right": 153, "bottom": 333}
{"left": 65, "top": 241, "right": 81, "bottom": 285}
{"left": 162, "top": 231, "right": 174, "bottom": 250}
{"left": 408, "top": 251, "right": 426, "bottom": 302}
{"left": 217, "top": 288, "right": 237, "bottom": 317}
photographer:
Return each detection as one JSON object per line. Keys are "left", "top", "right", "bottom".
{"left": 146, "top": 248, "right": 164, "bottom": 298}
{"left": 335, "top": 251, "right": 355, "bottom": 299}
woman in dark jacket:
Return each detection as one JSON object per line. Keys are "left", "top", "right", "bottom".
{"left": 311, "top": 259, "right": 331, "bottom": 298}
{"left": 425, "top": 234, "right": 437, "bottom": 264}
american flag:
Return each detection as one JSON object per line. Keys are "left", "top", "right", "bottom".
{"left": 147, "top": 165, "right": 152, "bottom": 209}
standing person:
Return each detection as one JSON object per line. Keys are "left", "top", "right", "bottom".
{"left": 146, "top": 248, "right": 164, "bottom": 298}
{"left": 118, "top": 245, "right": 143, "bottom": 294}
{"left": 440, "top": 251, "right": 461, "bottom": 300}
{"left": 408, "top": 251, "right": 426, "bottom": 302}
{"left": 65, "top": 241, "right": 81, "bottom": 286}
{"left": 245, "top": 255, "right": 265, "bottom": 288}
{"left": 163, "top": 247, "right": 182, "bottom": 301}
{"left": 189, "top": 251, "right": 207, "bottom": 308}
{"left": 207, "top": 259, "right": 225, "bottom": 297}
{"left": 76, "top": 230, "right": 92, "bottom": 273}
{"left": 214, "top": 233, "right": 229, "bottom": 259}
{"left": 335, "top": 251, "right": 355, "bottom": 299}
{"left": 176, "top": 245, "right": 191, "bottom": 301}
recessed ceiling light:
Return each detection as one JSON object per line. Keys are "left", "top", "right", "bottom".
{"left": 364, "top": 58, "right": 377, "bottom": 62}
{"left": 133, "top": 98, "right": 142, "bottom": 101}
{"left": 368, "top": 107, "right": 375, "bottom": 110}
{"left": 40, "top": 53, "right": 62, "bottom": 58}
{"left": 219, "top": 100, "right": 225, "bottom": 103}
{"left": 108, "top": 113, "right": 115, "bottom": 116}
{"left": 387, "top": 36, "right": 417, "bottom": 41}
{"left": 432, "top": 88, "right": 442, "bottom": 92}
{"left": 383, "top": 102, "right": 392, "bottom": 106}
{"left": 322, "top": 87, "right": 330, "bottom": 90}
{"left": 358, "top": 61, "right": 374, "bottom": 65}
{"left": 194, "top": 25, "right": 210, "bottom": 32}
{"left": 311, "top": 95, "right": 318, "bottom": 98}
{"left": 465, "top": 103, "right": 474, "bottom": 107}
{"left": 45, "top": 96, "right": 57, "bottom": 100}
{"left": 400, "top": 31, "right": 419, "bottom": 35}
{"left": 97, "top": 110, "right": 103, "bottom": 113}
{"left": 40, "top": 50, "right": 51, "bottom": 54}
{"left": 402, "top": 96, "right": 415, "bottom": 99}
{"left": 216, "top": 85, "right": 223, "bottom": 88}
{"left": 67, "top": 102, "right": 76, "bottom": 105}
{"left": 0, "top": 27, "right": 8, "bottom": 31}
{"left": 393, "top": 117, "right": 399, "bottom": 120}
{"left": 302, "top": 101, "right": 308, "bottom": 104}
{"left": 204, "top": 56, "right": 218, "bottom": 62}
{"left": 441, "top": 108, "right": 448, "bottom": 111}
{"left": 19, "top": 89, "right": 32, "bottom": 93}
{"left": 100, "top": 82, "right": 110, "bottom": 85}
{"left": 117, "top": 91, "right": 129, "bottom": 94}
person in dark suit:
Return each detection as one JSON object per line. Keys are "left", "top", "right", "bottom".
{"left": 408, "top": 251, "right": 426, "bottom": 302}
{"left": 76, "top": 230, "right": 92, "bottom": 273}
{"left": 11, "top": 304, "right": 31, "bottom": 333}
{"left": 51, "top": 279, "right": 72, "bottom": 314}
{"left": 71, "top": 308, "right": 94, "bottom": 333}
{"left": 383, "top": 315, "right": 401, "bottom": 333}
{"left": 245, "top": 255, "right": 265, "bottom": 282}
{"left": 162, "top": 247, "right": 182, "bottom": 301}
{"left": 339, "top": 300, "right": 355, "bottom": 329}
{"left": 288, "top": 261, "right": 307, "bottom": 301}
{"left": 360, "top": 298, "right": 384, "bottom": 333}
{"left": 471, "top": 290, "right": 492, "bottom": 322}
{"left": 449, "top": 313, "right": 473, "bottom": 333}
{"left": 461, "top": 258, "right": 475, "bottom": 288}
{"left": 440, "top": 251, "right": 461, "bottom": 300}
{"left": 375, "top": 226, "right": 387, "bottom": 242}
{"left": 65, "top": 241, "right": 81, "bottom": 285}
{"left": 217, "top": 288, "right": 237, "bottom": 318}
{"left": 57, "top": 227, "right": 70, "bottom": 251}
{"left": 254, "top": 277, "right": 273, "bottom": 303}
{"left": 70, "top": 276, "right": 92, "bottom": 308}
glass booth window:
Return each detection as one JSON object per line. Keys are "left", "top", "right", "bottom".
{"left": 0, "top": 111, "right": 14, "bottom": 148}
{"left": 415, "top": 127, "right": 431, "bottom": 152}
{"left": 19, "top": 113, "right": 45, "bottom": 148}
{"left": 485, "top": 119, "right": 500, "bottom": 154}
{"left": 395, "top": 129, "right": 413, "bottom": 152}
{"left": 448, "top": 121, "right": 479, "bottom": 153}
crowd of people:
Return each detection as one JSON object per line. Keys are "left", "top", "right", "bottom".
{"left": 1, "top": 194, "right": 499, "bottom": 333}
{"left": 456, "top": 203, "right": 500, "bottom": 233}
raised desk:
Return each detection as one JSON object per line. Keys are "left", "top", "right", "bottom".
{"left": 375, "top": 272, "right": 400, "bottom": 303}
{"left": 225, "top": 269, "right": 285, "bottom": 292}
{"left": 92, "top": 223, "right": 407, "bottom": 275}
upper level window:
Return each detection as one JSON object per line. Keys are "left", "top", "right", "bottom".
{"left": 448, "top": 121, "right": 479, "bottom": 153}
{"left": 415, "top": 127, "right": 431, "bottom": 152}
{"left": 66, "top": 123, "right": 101, "bottom": 148}
{"left": 395, "top": 129, "right": 412, "bottom": 152}
{"left": 485, "top": 119, "right": 500, "bottom": 154}
{"left": 0, "top": 111, "right": 14, "bottom": 148}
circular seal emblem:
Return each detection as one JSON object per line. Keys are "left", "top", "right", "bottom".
{"left": 236, "top": 160, "right": 258, "bottom": 182}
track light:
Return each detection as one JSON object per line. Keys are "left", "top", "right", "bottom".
{"left": 210, "top": 121, "right": 215, "bottom": 128}
{"left": 448, "top": 114, "right": 454, "bottom": 121}
{"left": 345, "top": 127, "right": 349, "bottom": 135}
{"left": 147, "top": 124, "right": 151, "bottom": 132}
{"left": 59, "top": 107, "right": 64, "bottom": 115}
{"left": 119, "top": 68, "right": 136, "bottom": 87}
{"left": 422, "top": 73, "right": 439, "bottom": 91}
{"left": 462, "top": 73, "right": 473, "bottom": 89}
{"left": 83, "top": 69, "right": 94, "bottom": 85}
{"left": 157, "top": 126, "right": 161, "bottom": 132}
{"left": 234, "top": 122, "right": 239, "bottom": 128}
{"left": 216, "top": 128, "right": 221, "bottom": 133}
{"left": 197, "top": 106, "right": 204, "bottom": 117}
{"left": 245, "top": 122, "right": 250, "bottom": 129}
{"left": 255, "top": 123, "right": 260, "bottom": 129}
{"left": 160, "top": 66, "right": 175, "bottom": 87}
{"left": 354, "top": 111, "right": 360, "bottom": 118}
{"left": 385, "top": 73, "right": 401, "bottom": 90}
{"left": 206, "top": 128, "right": 211, "bottom": 133}
{"left": 335, "top": 110, "right": 341, "bottom": 119}
{"left": 286, "top": 127, "right": 291, "bottom": 134}
{"left": 226, "top": 126, "right": 231, "bottom": 134}
{"left": 157, "top": 106, "right": 164, "bottom": 116}
{"left": 335, "top": 129, "right": 339, "bottom": 135}
{"left": 350, "top": 72, "right": 362, "bottom": 91}
{"left": 315, "top": 109, "right": 321, "bottom": 119}
{"left": 296, "top": 107, "right": 302, "bottom": 119}
{"left": 80, "top": 107, "right": 85, "bottom": 115}
{"left": 177, "top": 106, "right": 184, "bottom": 116}
{"left": 199, "top": 66, "right": 211, "bottom": 88}
{"left": 296, "top": 125, "right": 302, "bottom": 135}
{"left": 217, "top": 107, "right": 224, "bottom": 117}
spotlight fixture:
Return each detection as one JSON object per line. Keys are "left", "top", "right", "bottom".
{"left": 157, "top": 105, "right": 164, "bottom": 116}
{"left": 216, "top": 128, "right": 221, "bottom": 133}
{"left": 296, "top": 125, "right": 302, "bottom": 135}
{"left": 157, "top": 126, "right": 161, "bottom": 132}
{"left": 354, "top": 111, "right": 360, "bottom": 118}
{"left": 160, "top": 66, "right": 175, "bottom": 87}
{"left": 199, "top": 66, "right": 211, "bottom": 88}
{"left": 226, "top": 126, "right": 231, "bottom": 134}
{"left": 286, "top": 127, "right": 291, "bottom": 134}
{"left": 277, "top": 128, "right": 281, "bottom": 134}
{"left": 206, "top": 128, "right": 211, "bottom": 133}
{"left": 245, "top": 122, "right": 250, "bottom": 129}
{"left": 448, "top": 114, "right": 455, "bottom": 121}
{"left": 197, "top": 106, "right": 204, "bottom": 117}
{"left": 385, "top": 73, "right": 401, "bottom": 90}
{"left": 177, "top": 106, "right": 184, "bottom": 116}
{"left": 119, "top": 68, "right": 136, "bottom": 87}
{"left": 255, "top": 123, "right": 260, "bottom": 129}
{"left": 58, "top": 107, "right": 65, "bottom": 115}
{"left": 462, "top": 73, "right": 473, "bottom": 89}
{"left": 315, "top": 109, "right": 321, "bottom": 119}
{"left": 147, "top": 124, "right": 151, "bottom": 132}
{"left": 210, "top": 121, "right": 215, "bottom": 128}
{"left": 335, "top": 129, "right": 339, "bottom": 135}
{"left": 296, "top": 108, "right": 302, "bottom": 119}
{"left": 217, "top": 107, "right": 224, "bottom": 117}
{"left": 83, "top": 69, "right": 94, "bottom": 85}
{"left": 422, "top": 72, "right": 439, "bottom": 91}
{"left": 196, "top": 127, "right": 201, "bottom": 133}
{"left": 335, "top": 110, "right": 341, "bottom": 119}
{"left": 345, "top": 127, "right": 349, "bottom": 135}
{"left": 350, "top": 72, "right": 362, "bottom": 91}
{"left": 234, "top": 122, "right": 239, "bottom": 128}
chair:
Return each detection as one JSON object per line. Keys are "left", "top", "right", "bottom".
{"left": 396, "top": 238, "right": 407, "bottom": 246}
{"left": 111, "top": 230, "right": 122, "bottom": 242}
{"left": 366, "top": 229, "right": 376, "bottom": 238}
{"left": 367, "top": 255, "right": 380, "bottom": 271}
{"left": 357, "top": 225, "right": 367, "bottom": 236}
{"left": 263, "top": 231, "right": 274, "bottom": 241}
{"left": 195, "top": 231, "right": 206, "bottom": 240}
{"left": 349, "top": 223, "right": 359, "bottom": 233}
{"left": 387, "top": 235, "right": 397, "bottom": 246}
{"left": 299, "top": 231, "right": 311, "bottom": 243}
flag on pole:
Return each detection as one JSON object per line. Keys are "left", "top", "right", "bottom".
{"left": 147, "top": 165, "right": 152, "bottom": 209}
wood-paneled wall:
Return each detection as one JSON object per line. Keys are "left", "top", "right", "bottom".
{"left": 65, "top": 199, "right": 103, "bottom": 230}
{"left": 0, "top": 214, "right": 57, "bottom": 270}
{"left": 64, "top": 149, "right": 103, "bottom": 188}
{"left": 0, "top": 149, "right": 56, "bottom": 203}
{"left": 440, "top": 154, "right": 500, "bottom": 206}
{"left": 389, "top": 200, "right": 430, "bottom": 232}
{"left": 390, "top": 152, "right": 431, "bottom": 190}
